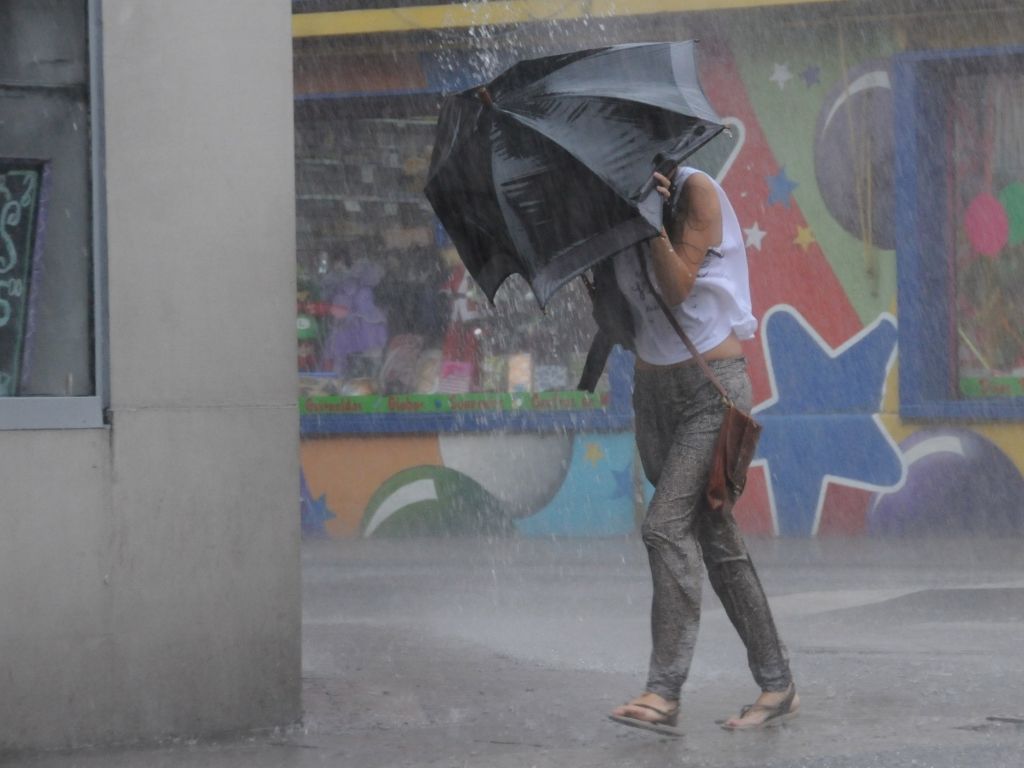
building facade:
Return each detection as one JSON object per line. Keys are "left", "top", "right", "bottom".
{"left": 0, "top": 0, "right": 300, "bottom": 750}
{"left": 293, "top": 0, "right": 1024, "bottom": 539}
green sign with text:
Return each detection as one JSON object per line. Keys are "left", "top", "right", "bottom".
{"left": 299, "top": 390, "right": 609, "bottom": 416}
{"left": 0, "top": 160, "right": 42, "bottom": 396}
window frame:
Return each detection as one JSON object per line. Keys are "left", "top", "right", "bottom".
{"left": 0, "top": 0, "right": 107, "bottom": 430}
{"left": 894, "top": 44, "right": 1024, "bottom": 422}
{"left": 295, "top": 53, "right": 636, "bottom": 437}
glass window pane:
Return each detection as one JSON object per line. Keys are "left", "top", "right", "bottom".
{"left": 0, "top": 0, "right": 92, "bottom": 398}
{"left": 0, "top": 0, "right": 87, "bottom": 87}
{"left": 950, "top": 68, "right": 1024, "bottom": 400}
{"left": 296, "top": 110, "right": 604, "bottom": 409}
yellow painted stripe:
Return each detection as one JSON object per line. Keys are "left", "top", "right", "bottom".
{"left": 293, "top": 0, "right": 842, "bottom": 38}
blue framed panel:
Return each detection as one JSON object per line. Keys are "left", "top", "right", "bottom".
{"left": 300, "top": 408, "right": 633, "bottom": 435}
{"left": 894, "top": 45, "right": 1024, "bottom": 422}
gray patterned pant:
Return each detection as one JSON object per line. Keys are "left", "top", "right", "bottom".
{"left": 633, "top": 356, "right": 792, "bottom": 700}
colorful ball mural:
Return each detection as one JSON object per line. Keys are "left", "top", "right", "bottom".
{"left": 360, "top": 465, "right": 512, "bottom": 538}
{"left": 964, "top": 192, "right": 1009, "bottom": 257}
{"left": 868, "top": 429, "right": 1024, "bottom": 536}
{"left": 813, "top": 62, "right": 895, "bottom": 250}
{"left": 438, "top": 433, "right": 573, "bottom": 518}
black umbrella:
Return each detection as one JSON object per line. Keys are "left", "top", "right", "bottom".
{"left": 424, "top": 41, "right": 724, "bottom": 307}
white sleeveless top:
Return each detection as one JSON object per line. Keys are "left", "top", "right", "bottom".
{"left": 613, "top": 167, "right": 756, "bottom": 365}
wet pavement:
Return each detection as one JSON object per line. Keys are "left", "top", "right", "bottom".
{"left": 7, "top": 535, "right": 1024, "bottom": 767}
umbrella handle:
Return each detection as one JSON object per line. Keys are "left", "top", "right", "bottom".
{"left": 476, "top": 87, "right": 494, "bottom": 108}
{"left": 653, "top": 152, "right": 679, "bottom": 179}
{"left": 639, "top": 153, "right": 679, "bottom": 199}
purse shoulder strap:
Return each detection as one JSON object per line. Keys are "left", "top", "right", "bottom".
{"left": 637, "top": 250, "right": 732, "bottom": 405}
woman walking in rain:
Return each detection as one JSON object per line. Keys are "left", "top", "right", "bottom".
{"left": 604, "top": 164, "right": 798, "bottom": 735}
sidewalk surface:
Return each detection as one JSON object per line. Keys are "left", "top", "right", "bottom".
{"left": 7, "top": 535, "right": 1024, "bottom": 767}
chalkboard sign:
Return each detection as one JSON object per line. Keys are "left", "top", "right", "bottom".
{"left": 0, "top": 159, "right": 43, "bottom": 397}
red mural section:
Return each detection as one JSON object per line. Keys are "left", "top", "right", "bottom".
{"left": 696, "top": 42, "right": 870, "bottom": 535}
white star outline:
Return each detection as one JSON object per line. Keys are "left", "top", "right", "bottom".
{"left": 750, "top": 305, "right": 907, "bottom": 537}
{"left": 744, "top": 222, "right": 767, "bottom": 250}
{"left": 769, "top": 63, "right": 793, "bottom": 90}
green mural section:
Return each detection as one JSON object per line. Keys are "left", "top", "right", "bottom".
{"left": 360, "top": 465, "right": 511, "bottom": 538}
{"left": 300, "top": 389, "right": 608, "bottom": 416}
{"left": 731, "top": 23, "right": 899, "bottom": 323}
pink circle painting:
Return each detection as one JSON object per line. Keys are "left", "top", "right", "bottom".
{"left": 964, "top": 193, "right": 1009, "bottom": 257}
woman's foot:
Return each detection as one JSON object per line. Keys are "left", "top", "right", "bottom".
{"left": 609, "top": 692, "right": 682, "bottom": 736}
{"left": 720, "top": 683, "right": 799, "bottom": 731}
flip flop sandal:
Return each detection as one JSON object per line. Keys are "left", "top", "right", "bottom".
{"left": 719, "top": 684, "right": 798, "bottom": 731}
{"left": 609, "top": 702, "right": 683, "bottom": 738}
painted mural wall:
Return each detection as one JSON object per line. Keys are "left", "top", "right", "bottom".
{"left": 298, "top": 11, "right": 1024, "bottom": 539}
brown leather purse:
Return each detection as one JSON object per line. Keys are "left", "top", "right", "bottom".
{"left": 705, "top": 398, "right": 762, "bottom": 512}
{"left": 638, "top": 253, "right": 761, "bottom": 514}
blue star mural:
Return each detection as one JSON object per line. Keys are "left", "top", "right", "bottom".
{"left": 800, "top": 65, "right": 821, "bottom": 87}
{"left": 753, "top": 307, "right": 904, "bottom": 536}
{"left": 517, "top": 434, "right": 636, "bottom": 537}
{"left": 302, "top": 494, "right": 336, "bottom": 538}
{"left": 300, "top": 470, "right": 336, "bottom": 538}
{"left": 611, "top": 464, "right": 634, "bottom": 500}
{"left": 766, "top": 167, "right": 799, "bottom": 207}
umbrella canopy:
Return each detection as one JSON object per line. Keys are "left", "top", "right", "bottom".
{"left": 424, "top": 41, "right": 724, "bottom": 307}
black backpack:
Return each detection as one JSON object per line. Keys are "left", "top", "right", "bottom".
{"left": 577, "top": 245, "right": 638, "bottom": 392}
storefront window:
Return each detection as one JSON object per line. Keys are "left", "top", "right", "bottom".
{"left": 949, "top": 70, "right": 1024, "bottom": 400}
{"left": 0, "top": 0, "right": 94, "bottom": 402}
{"left": 295, "top": 106, "right": 609, "bottom": 427}
{"left": 895, "top": 45, "right": 1024, "bottom": 420}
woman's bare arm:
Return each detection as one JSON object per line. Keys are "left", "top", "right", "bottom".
{"left": 649, "top": 172, "right": 723, "bottom": 306}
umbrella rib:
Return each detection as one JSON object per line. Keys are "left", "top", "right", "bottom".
{"left": 492, "top": 108, "right": 638, "bottom": 211}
